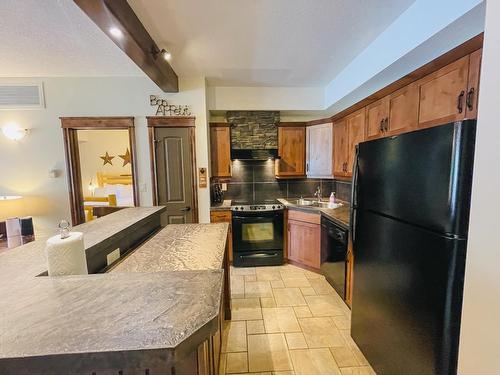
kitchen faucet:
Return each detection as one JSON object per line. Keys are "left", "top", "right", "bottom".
{"left": 314, "top": 186, "right": 322, "bottom": 203}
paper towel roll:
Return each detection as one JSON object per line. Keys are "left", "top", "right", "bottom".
{"left": 5, "top": 218, "right": 21, "bottom": 238}
{"left": 45, "top": 232, "right": 88, "bottom": 276}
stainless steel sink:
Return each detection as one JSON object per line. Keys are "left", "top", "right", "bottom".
{"left": 286, "top": 198, "right": 343, "bottom": 209}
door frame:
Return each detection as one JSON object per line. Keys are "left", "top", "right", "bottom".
{"left": 60, "top": 117, "right": 139, "bottom": 225}
{"left": 147, "top": 116, "right": 199, "bottom": 223}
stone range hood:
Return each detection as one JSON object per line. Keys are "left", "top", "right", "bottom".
{"left": 227, "top": 111, "right": 279, "bottom": 160}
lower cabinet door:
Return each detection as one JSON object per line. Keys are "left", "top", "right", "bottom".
{"left": 287, "top": 219, "right": 320, "bottom": 269}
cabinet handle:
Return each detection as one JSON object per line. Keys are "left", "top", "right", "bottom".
{"left": 466, "top": 88, "right": 475, "bottom": 111}
{"left": 379, "top": 119, "right": 384, "bottom": 132}
{"left": 306, "top": 162, "right": 309, "bottom": 172}
{"left": 457, "top": 90, "right": 465, "bottom": 113}
{"left": 384, "top": 118, "right": 389, "bottom": 132}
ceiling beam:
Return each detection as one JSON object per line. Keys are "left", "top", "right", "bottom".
{"left": 74, "top": 0, "right": 178, "bottom": 92}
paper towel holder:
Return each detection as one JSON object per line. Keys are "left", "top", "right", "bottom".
{"left": 58, "top": 220, "right": 71, "bottom": 239}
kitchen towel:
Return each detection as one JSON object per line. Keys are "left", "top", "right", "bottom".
{"left": 45, "top": 232, "right": 88, "bottom": 276}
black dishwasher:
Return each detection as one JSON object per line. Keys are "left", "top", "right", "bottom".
{"left": 321, "top": 216, "right": 348, "bottom": 299}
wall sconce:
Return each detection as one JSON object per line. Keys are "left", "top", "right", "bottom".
{"left": 0, "top": 195, "right": 23, "bottom": 201}
{"left": 2, "top": 122, "right": 29, "bottom": 141}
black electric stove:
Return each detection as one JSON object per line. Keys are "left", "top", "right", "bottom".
{"left": 231, "top": 199, "right": 284, "bottom": 267}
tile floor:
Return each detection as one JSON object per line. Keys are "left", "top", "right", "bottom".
{"left": 220, "top": 264, "right": 377, "bottom": 375}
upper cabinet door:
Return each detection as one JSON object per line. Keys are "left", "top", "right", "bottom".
{"left": 465, "top": 48, "right": 482, "bottom": 119}
{"left": 417, "top": 56, "right": 469, "bottom": 128}
{"left": 210, "top": 125, "right": 232, "bottom": 177}
{"left": 306, "top": 123, "right": 333, "bottom": 178}
{"left": 366, "top": 98, "right": 389, "bottom": 140}
{"left": 333, "top": 119, "right": 348, "bottom": 178}
{"left": 276, "top": 125, "right": 306, "bottom": 178}
{"left": 346, "top": 108, "right": 366, "bottom": 176}
{"left": 386, "top": 82, "right": 419, "bottom": 136}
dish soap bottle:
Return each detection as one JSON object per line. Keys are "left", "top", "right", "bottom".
{"left": 329, "top": 192, "right": 336, "bottom": 207}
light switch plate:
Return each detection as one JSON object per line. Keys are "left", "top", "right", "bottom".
{"left": 106, "top": 248, "right": 120, "bottom": 266}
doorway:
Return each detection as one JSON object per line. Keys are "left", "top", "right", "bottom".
{"left": 61, "top": 117, "right": 139, "bottom": 225}
{"left": 148, "top": 116, "right": 198, "bottom": 223}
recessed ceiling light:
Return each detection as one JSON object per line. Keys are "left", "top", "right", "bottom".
{"left": 160, "top": 49, "right": 172, "bottom": 61}
{"left": 109, "top": 27, "right": 123, "bottom": 38}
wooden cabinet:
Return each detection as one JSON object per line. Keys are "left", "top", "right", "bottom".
{"left": 306, "top": 123, "right": 334, "bottom": 178}
{"left": 465, "top": 48, "right": 482, "bottom": 119}
{"left": 210, "top": 124, "right": 231, "bottom": 178}
{"left": 333, "top": 108, "right": 365, "bottom": 179}
{"left": 366, "top": 97, "right": 389, "bottom": 140}
{"left": 386, "top": 83, "right": 419, "bottom": 135}
{"left": 210, "top": 210, "right": 233, "bottom": 262}
{"left": 366, "top": 83, "right": 419, "bottom": 140}
{"left": 346, "top": 108, "right": 366, "bottom": 175}
{"left": 417, "top": 56, "right": 470, "bottom": 128}
{"left": 276, "top": 124, "right": 306, "bottom": 178}
{"left": 333, "top": 119, "right": 348, "bottom": 178}
{"left": 287, "top": 210, "right": 321, "bottom": 269}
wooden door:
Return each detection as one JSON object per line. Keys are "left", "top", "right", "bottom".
{"left": 276, "top": 126, "right": 305, "bottom": 177}
{"left": 386, "top": 82, "right": 419, "bottom": 136}
{"left": 333, "top": 119, "right": 348, "bottom": 178}
{"left": 210, "top": 125, "right": 231, "bottom": 177}
{"left": 287, "top": 219, "right": 320, "bottom": 269}
{"left": 465, "top": 48, "right": 482, "bottom": 119}
{"left": 365, "top": 97, "right": 389, "bottom": 140}
{"left": 306, "top": 123, "right": 333, "bottom": 178}
{"left": 346, "top": 108, "right": 366, "bottom": 177}
{"left": 417, "top": 56, "right": 469, "bottom": 128}
{"left": 155, "top": 127, "right": 195, "bottom": 224}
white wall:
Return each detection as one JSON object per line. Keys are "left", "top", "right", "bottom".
{"left": 458, "top": 0, "right": 500, "bottom": 373}
{"left": 207, "top": 86, "right": 324, "bottom": 111}
{"left": 0, "top": 76, "right": 211, "bottom": 236}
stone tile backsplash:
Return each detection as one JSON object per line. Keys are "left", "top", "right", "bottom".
{"left": 212, "top": 160, "right": 352, "bottom": 203}
{"left": 227, "top": 111, "right": 279, "bottom": 150}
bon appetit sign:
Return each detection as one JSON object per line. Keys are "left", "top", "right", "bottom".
{"left": 150, "top": 95, "right": 191, "bottom": 116}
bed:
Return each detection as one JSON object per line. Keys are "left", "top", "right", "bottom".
{"left": 83, "top": 172, "right": 134, "bottom": 221}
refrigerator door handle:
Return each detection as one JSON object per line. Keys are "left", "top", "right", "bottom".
{"left": 350, "top": 145, "right": 359, "bottom": 245}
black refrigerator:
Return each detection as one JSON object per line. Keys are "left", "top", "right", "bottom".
{"left": 350, "top": 121, "right": 476, "bottom": 375}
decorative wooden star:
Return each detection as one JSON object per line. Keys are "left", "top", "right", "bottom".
{"left": 100, "top": 152, "right": 114, "bottom": 166}
{"left": 119, "top": 148, "right": 131, "bottom": 167}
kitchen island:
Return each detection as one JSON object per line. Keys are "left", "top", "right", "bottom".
{"left": 0, "top": 207, "right": 230, "bottom": 375}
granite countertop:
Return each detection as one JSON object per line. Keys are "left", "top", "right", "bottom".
{"left": 0, "top": 208, "right": 229, "bottom": 372}
{"left": 278, "top": 198, "right": 351, "bottom": 229}
{"left": 210, "top": 199, "right": 232, "bottom": 211}
{"left": 112, "top": 223, "right": 229, "bottom": 272}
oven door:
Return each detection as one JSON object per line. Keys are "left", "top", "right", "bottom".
{"left": 232, "top": 211, "right": 283, "bottom": 252}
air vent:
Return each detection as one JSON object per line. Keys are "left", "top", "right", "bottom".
{"left": 0, "top": 83, "right": 45, "bottom": 109}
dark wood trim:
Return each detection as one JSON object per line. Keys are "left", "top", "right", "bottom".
{"left": 306, "top": 33, "right": 484, "bottom": 125}
{"left": 147, "top": 116, "right": 196, "bottom": 127}
{"left": 148, "top": 123, "right": 199, "bottom": 223}
{"left": 148, "top": 127, "right": 159, "bottom": 206}
{"left": 278, "top": 122, "right": 306, "bottom": 127}
{"left": 209, "top": 122, "right": 230, "bottom": 128}
{"left": 60, "top": 117, "right": 134, "bottom": 128}
{"left": 62, "top": 128, "right": 85, "bottom": 225}
{"left": 73, "top": 0, "right": 178, "bottom": 92}
{"left": 189, "top": 126, "right": 199, "bottom": 223}
{"left": 61, "top": 117, "right": 140, "bottom": 225}
{"left": 128, "top": 128, "right": 140, "bottom": 206}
